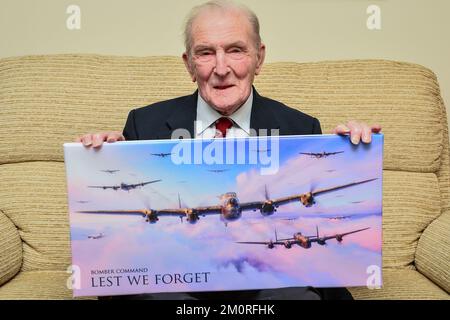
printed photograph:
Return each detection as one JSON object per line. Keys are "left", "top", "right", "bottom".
{"left": 65, "top": 134, "right": 383, "bottom": 297}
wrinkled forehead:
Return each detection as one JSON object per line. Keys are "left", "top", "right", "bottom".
{"left": 190, "top": 8, "right": 255, "bottom": 47}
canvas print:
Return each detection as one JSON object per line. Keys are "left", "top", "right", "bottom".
{"left": 64, "top": 134, "right": 383, "bottom": 297}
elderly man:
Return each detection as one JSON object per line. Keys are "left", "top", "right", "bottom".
{"left": 77, "top": 0, "right": 381, "bottom": 300}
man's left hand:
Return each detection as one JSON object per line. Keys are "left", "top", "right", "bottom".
{"left": 332, "top": 121, "right": 382, "bottom": 145}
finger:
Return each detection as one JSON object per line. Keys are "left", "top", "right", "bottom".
{"left": 82, "top": 134, "right": 93, "bottom": 147}
{"left": 361, "top": 124, "right": 372, "bottom": 144}
{"left": 333, "top": 124, "right": 351, "bottom": 135}
{"left": 92, "top": 133, "right": 108, "bottom": 148}
{"left": 371, "top": 124, "right": 382, "bottom": 133}
{"left": 75, "top": 136, "right": 82, "bottom": 143}
{"left": 347, "top": 121, "right": 362, "bottom": 145}
{"left": 106, "top": 132, "right": 125, "bottom": 143}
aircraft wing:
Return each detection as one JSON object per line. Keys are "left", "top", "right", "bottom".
{"left": 239, "top": 194, "right": 315, "bottom": 211}
{"left": 77, "top": 209, "right": 186, "bottom": 218}
{"left": 312, "top": 178, "right": 378, "bottom": 196}
{"left": 239, "top": 201, "right": 266, "bottom": 211}
{"left": 240, "top": 195, "right": 303, "bottom": 209}
{"left": 156, "top": 205, "right": 223, "bottom": 216}
{"left": 77, "top": 210, "right": 148, "bottom": 216}
{"left": 131, "top": 179, "right": 162, "bottom": 187}
{"left": 320, "top": 227, "right": 370, "bottom": 241}
{"left": 240, "top": 178, "right": 377, "bottom": 211}
{"left": 236, "top": 241, "right": 285, "bottom": 246}
{"left": 270, "top": 195, "right": 303, "bottom": 207}
{"left": 88, "top": 186, "right": 118, "bottom": 190}
{"left": 299, "top": 152, "right": 315, "bottom": 156}
{"left": 275, "top": 237, "right": 296, "bottom": 242}
{"left": 78, "top": 205, "right": 223, "bottom": 217}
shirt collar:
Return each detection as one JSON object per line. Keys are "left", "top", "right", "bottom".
{"left": 196, "top": 89, "right": 253, "bottom": 136}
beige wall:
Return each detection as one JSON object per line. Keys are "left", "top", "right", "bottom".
{"left": 1, "top": 0, "right": 449, "bottom": 125}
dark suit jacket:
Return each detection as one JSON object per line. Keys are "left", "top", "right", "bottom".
{"left": 121, "top": 88, "right": 352, "bottom": 300}
{"left": 123, "top": 89, "right": 322, "bottom": 140}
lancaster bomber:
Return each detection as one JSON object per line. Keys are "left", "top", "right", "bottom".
{"left": 88, "top": 179, "right": 161, "bottom": 191}
{"left": 101, "top": 170, "right": 120, "bottom": 174}
{"left": 151, "top": 153, "right": 173, "bottom": 158}
{"left": 87, "top": 233, "right": 105, "bottom": 240}
{"left": 78, "top": 178, "right": 377, "bottom": 225}
{"left": 327, "top": 215, "right": 353, "bottom": 221}
{"left": 208, "top": 169, "right": 230, "bottom": 173}
{"left": 236, "top": 226, "right": 370, "bottom": 249}
{"left": 300, "top": 151, "right": 344, "bottom": 159}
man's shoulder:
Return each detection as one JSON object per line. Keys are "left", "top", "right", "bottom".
{"left": 254, "top": 93, "right": 321, "bottom": 135}
{"left": 132, "top": 94, "right": 194, "bottom": 118}
{"left": 258, "top": 94, "right": 317, "bottom": 122}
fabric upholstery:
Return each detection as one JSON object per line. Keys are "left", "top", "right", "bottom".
{"left": 0, "top": 55, "right": 448, "bottom": 299}
{"left": 0, "top": 210, "right": 22, "bottom": 286}
{"left": 349, "top": 269, "right": 448, "bottom": 300}
{"left": 0, "top": 271, "right": 94, "bottom": 300}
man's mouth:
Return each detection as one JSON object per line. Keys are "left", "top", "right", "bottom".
{"left": 214, "top": 85, "right": 234, "bottom": 90}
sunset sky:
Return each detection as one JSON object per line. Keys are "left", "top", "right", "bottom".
{"left": 64, "top": 134, "right": 383, "bottom": 297}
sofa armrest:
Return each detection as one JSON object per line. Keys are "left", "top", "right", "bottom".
{"left": 0, "top": 210, "right": 22, "bottom": 286}
{"left": 415, "top": 209, "right": 450, "bottom": 293}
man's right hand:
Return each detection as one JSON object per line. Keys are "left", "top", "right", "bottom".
{"left": 75, "top": 132, "right": 125, "bottom": 148}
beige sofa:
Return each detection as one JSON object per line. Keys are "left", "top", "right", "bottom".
{"left": 0, "top": 55, "right": 448, "bottom": 299}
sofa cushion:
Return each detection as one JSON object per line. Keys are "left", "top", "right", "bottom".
{"left": 349, "top": 268, "right": 449, "bottom": 299}
{"left": 0, "top": 271, "right": 94, "bottom": 300}
{"left": 256, "top": 60, "right": 444, "bottom": 173}
{"left": 0, "top": 162, "right": 71, "bottom": 271}
{"left": 0, "top": 56, "right": 445, "bottom": 173}
{"left": 0, "top": 162, "right": 442, "bottom": 272}
{"left": 0, "top": 210, "right": 22, "bottom": 286}
{"left": 382, "top": 170, "right": 441, "bottom": 268}
{"left": 0, "top": 269, "right": 446, "bottom": 300}
{"left": 0, "top": 55, "right": 195, "bottom": 165}
{"left": 415, "top": 209, "right": 450, "bottom": 293}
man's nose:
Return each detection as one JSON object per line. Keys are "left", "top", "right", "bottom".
{"left": 214, "top": 51, "right": 230, "bottom": 77}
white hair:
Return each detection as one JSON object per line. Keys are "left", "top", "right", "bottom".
{"left": 183, "top": 0, "right": 262, "bottom": 55}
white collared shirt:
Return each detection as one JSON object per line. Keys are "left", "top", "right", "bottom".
{"left": 195, "top": 90, "right": 253, "bottom": 139}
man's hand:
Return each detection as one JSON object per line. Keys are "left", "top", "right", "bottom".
{"left": 75, "top": 132, "right": 125, "bottom": 148}
{"left": 332, "top": 121, "right": 382, "bottom": 145}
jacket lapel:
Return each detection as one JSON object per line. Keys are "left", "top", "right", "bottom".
{"left": 160, "top": 91, "right": 198, "bottom": 139}
{"left": 161, "top": 88, "right": 280, "bottom": 139}
{"left": 250, "top": 89, "right": 281, "bottom": 136}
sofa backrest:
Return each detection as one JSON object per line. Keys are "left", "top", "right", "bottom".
{"left": 0, "top": 55, "right": 448, "bottom": 282}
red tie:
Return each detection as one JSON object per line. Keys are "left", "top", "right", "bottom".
{"left": 215, "top": 117, "right": 233, "bottom": 138}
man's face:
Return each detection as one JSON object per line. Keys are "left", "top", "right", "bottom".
{"left": 183, "top": 9, "right": 265, "bottom": 116}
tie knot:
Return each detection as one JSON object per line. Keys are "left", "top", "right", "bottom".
{"left": 215, "top": 117, "right": 233, "bottom": 138}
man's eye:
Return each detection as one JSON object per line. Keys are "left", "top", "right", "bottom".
{"left": 229, "top": 48, "right": 243, "bottom": 53}
{"left": 199, "top": 51, "right": 213, "bottom": 56}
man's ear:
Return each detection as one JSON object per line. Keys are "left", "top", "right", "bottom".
{"left": 255, "top": 43, "right": 266, "bottom": 76}
{"left": 182, "top": 52, "right": 196, "bottom": 82}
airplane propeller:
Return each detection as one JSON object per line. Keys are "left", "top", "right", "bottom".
{"left": 178, "top": 193, "right": 184, "bottom": 223}
{"left": 264, "top": 185, "right": 270, "bottom": 201}
{"left": 306, "top": 179, "right": 322, "bottom": 206}
{"left": 315, "top": 226, "right": 327, "bottom": 246}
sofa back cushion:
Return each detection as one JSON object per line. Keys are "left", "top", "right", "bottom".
{"left": 0, "top": 55, "right": 446, "bottom": 271}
